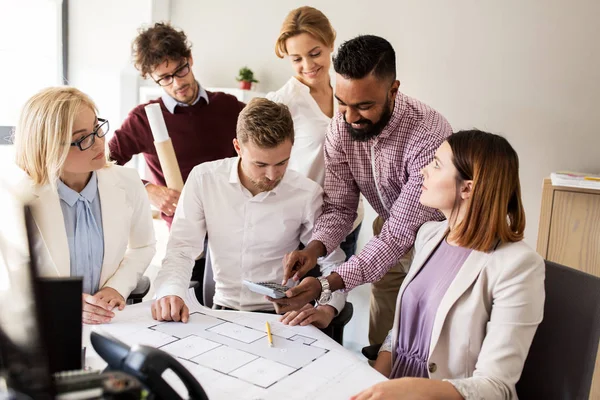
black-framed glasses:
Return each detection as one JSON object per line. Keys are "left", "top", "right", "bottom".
{"left": 70, "top": 118, "right": 109, "bottom": 151}
{"left": 154, "top": 61, "right": 191, "bottom": 87}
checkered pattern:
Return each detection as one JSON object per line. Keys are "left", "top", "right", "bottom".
{"left": 311, "top": 93, "right": 452, "bottom": 290}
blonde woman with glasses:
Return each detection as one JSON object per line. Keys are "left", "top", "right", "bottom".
{"left": 9, "top": 87, "right": 156, "bottom": 325}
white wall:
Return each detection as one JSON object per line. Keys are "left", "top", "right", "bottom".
{"left": 171, "top": 0, "right": 600, "bottom": 249}
{"left": 68, "top": 0, "right": 154, "bottom": 128}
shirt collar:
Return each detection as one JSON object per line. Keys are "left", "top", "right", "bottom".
{"left": 228, "top": 157, "right": 285, "bottom": 197}
{"left": 57, "top": 171, "right": 98, "bottom": 207}
{"left": 161, "top": 81, "right": 209, "bottom": 114}
{"left": 229, "top": 157, "right": 243, "bottom": 184}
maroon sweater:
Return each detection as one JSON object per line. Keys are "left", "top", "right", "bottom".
{"left": 108, "top": 91, "right": 245, "bottom": 227}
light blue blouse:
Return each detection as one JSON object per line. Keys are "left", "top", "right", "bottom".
{"left": 57, "top": 172, "right": 104, "bottom": 294}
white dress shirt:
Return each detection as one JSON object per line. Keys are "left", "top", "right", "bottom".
{"left": 267, "top": 77, "right": 363, "bottom": 230}
{"left": 154, "top": 157, "right": 346, "bottom": 312}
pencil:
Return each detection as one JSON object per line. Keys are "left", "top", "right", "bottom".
{"left": 265, "top": 321, "right": 273, "bottom": 347}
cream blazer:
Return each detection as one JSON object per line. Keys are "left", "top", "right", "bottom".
{"left": 9, "top": 165, "right": 156, "bottom": 299}
{"left": 390, "top": 220, "right": 545, "bottom": 399}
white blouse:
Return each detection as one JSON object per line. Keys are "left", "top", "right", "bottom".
{"left": 267, "top": 77, "right": 364, "bottom": 229}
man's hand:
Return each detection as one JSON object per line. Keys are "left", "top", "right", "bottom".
{"left": 82, "top": 288, "right": 124, "bottom": 325}
{"left": 279, "top": 303, "right": 336, "bottom": 329}
{"left": 268, "top": 277, "right": 321, "bottom": 314}
{"left": 151, "top": 295, "right": 189, "bottom": 323}
{"left": 282, "top": 241, "right": 326, "bottom": 283}
{"left": 146, "top": 183, "right": 181, "bottom": 217}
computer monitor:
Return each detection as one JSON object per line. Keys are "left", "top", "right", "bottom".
{"left": 0, "top": 185, "right": 53, "bottom": 398}
{"left": 36, "top": 276, "right": 83, "bottom": 374}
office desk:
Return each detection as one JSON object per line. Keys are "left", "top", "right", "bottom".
{"left": 83, "top": 290, "right": 386, "bottom": 400}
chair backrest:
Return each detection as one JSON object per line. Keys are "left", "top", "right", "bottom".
{"left": 516, "top": 260, "right": 600, "bottom": 399}
{"left": 202, "top": 248, "right": 215, "bottom": 308}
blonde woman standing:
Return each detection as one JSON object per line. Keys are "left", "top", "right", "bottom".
{"left": 10, "top": 87, "right": 156, "bottom": 325}
{"left": 267, "top": 6, "right": 363, "bottom": 260}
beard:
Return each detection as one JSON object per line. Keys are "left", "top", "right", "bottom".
{"left": 346, "top": 99, "right": 393, "bottom": 142}
{"left": 251, "top": 176, "right": 282, "bottom": 192}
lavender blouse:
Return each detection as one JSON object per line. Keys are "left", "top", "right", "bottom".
{"left": 390, "top": 239, "right": 472, "bottom": 379}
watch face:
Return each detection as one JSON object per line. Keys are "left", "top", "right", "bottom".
{"left": 319, "top": 291, "right": 332, "bottom": 304}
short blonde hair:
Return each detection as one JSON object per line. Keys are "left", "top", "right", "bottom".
{"left": 236, "top": 98, "right": 294, "bottom": 148}
{"left": 275, "top": 6, "right": 336, "bottom": 58}
{"left": 14, "top": 87, "right": 101, "bottom": 187}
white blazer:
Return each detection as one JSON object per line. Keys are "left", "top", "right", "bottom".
{"left": 390, "top": 220, "right": 545, "bottom": 399}
{"left": 9, "top": 165, "right": 156, "bottom": 299}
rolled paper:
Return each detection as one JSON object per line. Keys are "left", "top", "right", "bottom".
{"left": 144, "top": 104, "right": 184, "bottom": 191}
{"left": 145, "top": 103, "right": 170, "bottom": 143}
{"left": 154, "top": 139, "right": 184, "bottom": 192}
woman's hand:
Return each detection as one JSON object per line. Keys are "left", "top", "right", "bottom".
{"left": 82, "top": 287, "right": 125, "bottom": 324}
{"left": 350, "top": 378, "right": 463, "bottom": 400}
{"left": 372, "top": 351, "right": 392, "bottom": 378}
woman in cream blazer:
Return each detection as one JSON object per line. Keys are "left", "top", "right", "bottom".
{"left": 10, "top": 87, "right": 156, "bottom": 325}
{"left": 353, "top": 130, "right": 545, "bottom": 400}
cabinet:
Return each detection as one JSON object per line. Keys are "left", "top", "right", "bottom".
{"left": 537, "top": 178, "right": 600, "bottom": 398}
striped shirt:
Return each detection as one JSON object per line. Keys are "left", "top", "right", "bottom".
{"left": 311, "top": 92, "right": 452, "bottom": 290}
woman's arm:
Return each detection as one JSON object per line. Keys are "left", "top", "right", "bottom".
{"left": 103, "top": 171, "right": 156, "bottom": 299}
{"left": 445, "top": 248, "right": 545, "bottom": 399}
{"left": 352, "top": 378, "right": 463, "bottom": 400}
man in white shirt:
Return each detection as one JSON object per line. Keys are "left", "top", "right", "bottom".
{"left": 151, "top": 98, "right": 346, "bottom": 328}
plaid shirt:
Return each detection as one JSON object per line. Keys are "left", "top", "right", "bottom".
{"left": 311, "top": 92, "right": 452, "bottom": 290}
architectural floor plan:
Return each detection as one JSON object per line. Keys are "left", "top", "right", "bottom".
{"left": 83, "top": 289, "right": 386, "bottom": 400}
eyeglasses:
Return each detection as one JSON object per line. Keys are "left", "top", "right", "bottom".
{"left": 70, "top": 118, "right": 109, "bottom": 151}
{"left": 154, "top": 61, "right": 191, "bottom": 87}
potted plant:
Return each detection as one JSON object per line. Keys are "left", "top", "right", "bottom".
{"left": 236, "top": 66, "right": 259, "bottom": 90}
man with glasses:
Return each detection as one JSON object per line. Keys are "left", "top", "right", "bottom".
{"left": 108, "top": 22, "right": 245, "bottom": 227}
{"left": 108, "top": 23, "right": 245, "bottom": 291}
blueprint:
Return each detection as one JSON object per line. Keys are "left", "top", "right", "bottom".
{"left": 83, "top": 289, "right": 386, "bottom": 400}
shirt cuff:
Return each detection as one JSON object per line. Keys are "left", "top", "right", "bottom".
{"left": 154, "top": 283, "right": 188, "bottom": 302}
{"left": 311, "top": 231, "right": 337, "bottom": 256}
{"left": 326, "top": 291, "right": 346, "bottom": 315}
{"left": 379, "top": 330, "right": 393, "bottom": 353}
{"left": 333, "top": 257, "right": 364, "bottom": 291}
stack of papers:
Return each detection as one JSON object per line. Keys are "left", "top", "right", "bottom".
{"left": 550, "top": 171, "right": 600, "bottom": 190}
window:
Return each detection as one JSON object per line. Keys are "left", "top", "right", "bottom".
{"left": 0, "top": 0, "right": 64, "bottom": 166}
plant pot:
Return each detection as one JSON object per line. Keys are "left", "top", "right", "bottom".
{"left": 239, "top": 81, "right": 252, "bottom": 90}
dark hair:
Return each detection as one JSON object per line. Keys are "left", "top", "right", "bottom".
{"left": 132, "top": 22, "right": 192, "bottom": 78}
{"left": 333, "top": 35, "right": 396, "bottom": 81}
{"left": 237, "top": 98, "right": 295, "bottom": 148}
{"left": 447, "top": 129, "right": 525, "bottom": 251}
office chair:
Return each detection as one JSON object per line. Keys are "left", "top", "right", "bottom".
{"left": 198, "top": 248, "right": 354, "bottom": 345}
{"left": 516, "top": 260, "right": 600, "bottom": 399}
{"left": 126, "top": 276, "right": 151, "bottom": 305}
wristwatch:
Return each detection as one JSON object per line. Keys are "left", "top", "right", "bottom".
{"left": 316, "top": 277, "right": 332, "bottom": 305}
